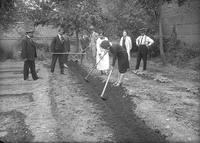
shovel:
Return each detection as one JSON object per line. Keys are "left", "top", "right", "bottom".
{"left": 100, "top": 68, "right": 113, "bottom": 100}
{"left": 84, "top": 51, "right": 108, "bottom": 82}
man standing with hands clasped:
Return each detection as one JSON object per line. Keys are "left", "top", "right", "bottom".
{"left": 134, "top": 28, "right": 154, "bottom": 73}
{"left": 21, "top": 28, "right": 39, "bottom": 81}
{"left": 50, "top": 27, "right": 70, "bottom": 74}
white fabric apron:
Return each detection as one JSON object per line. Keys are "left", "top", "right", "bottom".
{"left": 96, "top": 37, "right": 109, "bottom": 71}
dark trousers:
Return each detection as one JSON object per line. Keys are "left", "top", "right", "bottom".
{"left": 51, "top": 54, "right": 64, "bottom": 73}
{"left": 65, "top": 54, "right": 69, "bottom": 64}
{"left": 135, "top": 45, "right": 148, "bottom": 70}
{"left": 23, "top": 60, "right": 38, "bottom": 80}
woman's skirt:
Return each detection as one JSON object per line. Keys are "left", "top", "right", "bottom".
{"left": 117, "top": 52, "right": 129, "bottom": 73}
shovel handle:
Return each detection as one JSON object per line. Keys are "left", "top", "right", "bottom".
{"left": 100, "top": 68, "right": 113, "bottom": 98}
{"left": 85, "top": 51, "right": 108, "bottom": 79}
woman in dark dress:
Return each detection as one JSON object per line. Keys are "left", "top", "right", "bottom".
{"left": 100, "top": 40, "right": 129, "bottom": 86}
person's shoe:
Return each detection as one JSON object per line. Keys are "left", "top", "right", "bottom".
{"left": 115, "top": 82, "right": 122, "bottom": 87}
{"left": 33, "top": 77, "right": 40, "bottom": 80}
{"left": 104, "top": 71, "right": 109, "bottom": 75}
{"left": 74, "top": 59, "right": 79, "bottom": 63}
{"left": 101, "top": 97, "right": 106, "bottom": 101}
{"left": 113, "top": 81, "right": 118, "bottom": 86}
{"left": 64, "top": 64, "right": 68, "bottom": 68}
{"left": 132, "top": 69, "right": 139, "bottom": 74}
{"left": 24, "top": 78, "right": 31, "bottom": 81}
{"left": 36, "top": 69, "right": 40, "bottom": 73}
{"left": 142, "top": 70, "right": 147, "bottom": 74}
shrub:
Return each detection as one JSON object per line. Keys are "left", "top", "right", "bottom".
{"left": 148, "top": 38, "right": 169, "bottom": 58}
{"left": 164, "top": 38, "right": 200, "bottom": 69}
{"left": 0, "top": 45, "right": 16, "bottom": 60}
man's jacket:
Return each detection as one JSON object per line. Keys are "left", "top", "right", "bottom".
{"left": 21, "top": 36, "right": 37, "bottom": 61}
{"left": 50, "top": 35, "right": 70, "bottom": 53}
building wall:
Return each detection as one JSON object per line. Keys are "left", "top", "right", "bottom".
{"left": 0, "top": 25, "right": 59, "bottom": 59}
{"left": 162, "top": 0, "right": 200, "bottom": 45}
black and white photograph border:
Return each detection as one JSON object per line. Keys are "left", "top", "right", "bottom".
{"left": 0, "top": 0, "right": 199, "bottom": 143}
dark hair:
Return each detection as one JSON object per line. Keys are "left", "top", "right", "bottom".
{"left": 99, "top": 29, "right": 104, "bottom": 35}
{"left": 123, "top": 30, "right": 128, "bottom": 34}
{"left": 100, "top": 40, "right": 110, "bottom": 50}
{"left": 123, "top": 30, "right": 127, "bottom": 32}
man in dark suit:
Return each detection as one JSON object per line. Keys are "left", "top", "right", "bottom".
{"left": 80, "top": 33, "right": 90, "bottom": 64}
{"left": 21, "top": 29, "right": 39, "bottom": 80}
{"left": 50, "top": 28, "right": 70, "bottom": 74}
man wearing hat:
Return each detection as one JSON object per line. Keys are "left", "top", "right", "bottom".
{"left": 21, "top": 28, "right": 39, "bottom": 80}
{"left": 135, "top": 28, "right": 154, "bottom": 72}
{"left": 80, "top": 32, "right": 90, "bottom": 64}
{"left": 50, "top": 28, "right": 70, "bottom": 74}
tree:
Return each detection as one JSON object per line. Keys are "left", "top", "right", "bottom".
{"left": 44, "top": 0, "right": 105, "bottom": 51}
{"left": 136, "top": 0, "right": 187, "bottom": 65}
{"left": 0, "top": 0, "right": 106, "bottom": 51}
{"left": 16, "top": 0, "right": 53, "bottom": 27}
{"left": 0, "top": 0, "right": 16, "bottom": 30}
{"left": 101, "top": 0, "right": 153, "bottom": 45}
{"left": 0, "top": 0, "right": 53, "bottom": 32}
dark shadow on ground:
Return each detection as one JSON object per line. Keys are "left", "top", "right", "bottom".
{"left": 0, "top": 110, "right": 34, "bottom": 143}
{"left": 66, "top": 60, "right": 168, "bottom": 143}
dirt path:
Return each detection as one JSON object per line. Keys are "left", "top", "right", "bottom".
{"left": 0, "top": 61, "right": 57, "bottom": 142}
{"left": 47, "top": 60, "right": 168, "bottom": 143}
{"left": 49, "top": 68, "right": 137, "bottom": 142}
{"left": 0, "top": 59, "right": 199, "bottom": 143}
{"left": 0, "top": 60, "right": 167, "bottom": 143}
{"left": 81, "top": 56, "right": 200, "bottom": 143}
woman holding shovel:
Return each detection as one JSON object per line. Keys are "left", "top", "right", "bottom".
{"left": 100, "top": 40, "right": 129, "bottom": 87}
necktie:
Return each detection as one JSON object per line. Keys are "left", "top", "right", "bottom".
{"left": 29, "top": 38, "right": 34, "bottom": 44}
{"left": 60, "top": 36, "right": 64, "bottom": 43}
{"left": 140, "top": 36, "right": 144, "bottom": 45}
{"left": 122, "top": 37, "right": 126, "bottom": 49}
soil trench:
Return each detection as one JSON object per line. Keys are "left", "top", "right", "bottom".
{"left": 48, "top": 60, "right": 167, "bottom": 143}
{"left": 0, "top": 60, "right": 168, "bottom": 143}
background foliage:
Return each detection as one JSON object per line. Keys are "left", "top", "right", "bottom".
{"left": 1, "top": 0, "right": 199, "bottom": 70}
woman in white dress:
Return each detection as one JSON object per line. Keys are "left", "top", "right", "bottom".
{"left": 96, "top": 32, "right": 109, "bottom": 75}
{"left": 120, "top": 30, "right": 132, "bottom": 63}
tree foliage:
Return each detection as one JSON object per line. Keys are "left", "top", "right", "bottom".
{"left": 0, "top": 0, "right": 16, "bottom": 30}
{"left": 135, "top": 0, "right": 188, "bottom": 28}
{"left": 43, "top": 0, "right": 105, "bottom": 36}
{"left": 104, "top": 0, "right": 152, "bottom": 39}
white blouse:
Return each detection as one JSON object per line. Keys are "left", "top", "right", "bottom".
{"left": 136, "top": 35, "right": 154, "bottom": 47}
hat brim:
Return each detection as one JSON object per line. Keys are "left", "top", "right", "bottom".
{"left": 26, "top": 31, "right": 34, "bottom": 33}
{"left": 89, "top": 26, "right": 95, "bottom": 29}
{"left": 139, "top": 28, "right": 147, "bottom": 31}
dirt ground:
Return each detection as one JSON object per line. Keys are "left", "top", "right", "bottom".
{"left": 81, "top": 55, "right": 200, "bottom": 143}
{"left": 0, "top": 55, "right": 199, "bottom": 143}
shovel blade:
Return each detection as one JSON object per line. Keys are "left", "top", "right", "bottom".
{"left": 84, "top": 77, "right": 89, "bottom": 82}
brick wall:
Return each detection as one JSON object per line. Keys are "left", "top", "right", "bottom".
{"left": 162, "top": 0, "right": 200, "bottom": 45}
{"left": 0, "top": 25, "right": 59, "bottom": 59}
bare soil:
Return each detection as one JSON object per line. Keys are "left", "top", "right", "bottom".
{"left": 0, "top": 56, "right": 199, "bottom": 143}
{"left": 81, "top": 55, "right": 200, "bottom": 143}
